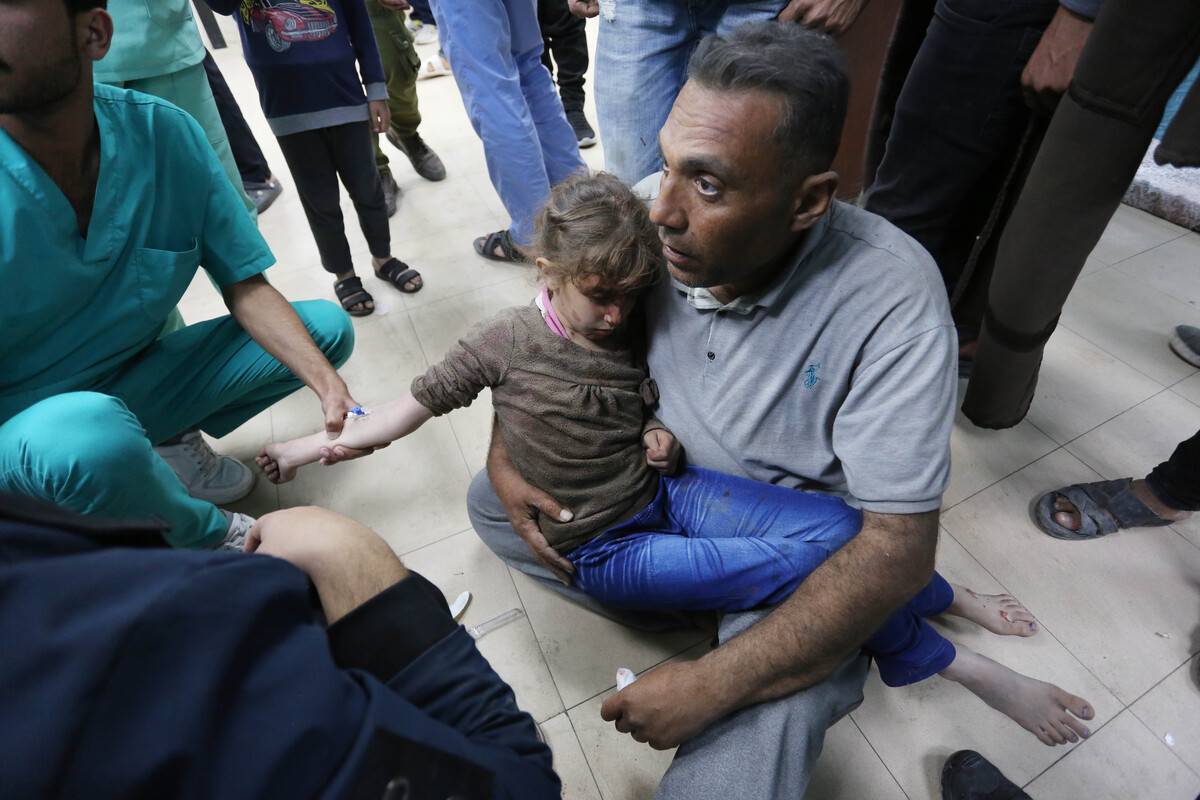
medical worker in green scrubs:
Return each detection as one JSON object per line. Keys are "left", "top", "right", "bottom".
{"left": 0, "top": 0, "right": 358, "bottom": 550}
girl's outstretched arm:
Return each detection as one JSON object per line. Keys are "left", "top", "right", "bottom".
{"left": 257, "top": 394, "right": 434, "bottom": 483}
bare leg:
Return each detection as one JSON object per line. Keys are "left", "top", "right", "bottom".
{"left": 944, "top": 583, "right": 1038, "bottom": 636}
{"left": 940, "top": 646, "right": 1094, "bottom": 746}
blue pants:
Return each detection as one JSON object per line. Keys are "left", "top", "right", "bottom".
{"left": 430, "top": 0, "right": 585, "bottom": 245}
{"left": 568, "top": 467, "right": 957, "bottom": 686}
{"left": 593, "top": 0, "right": 784, "bottom": 184}
{"left": 0, "top": 301, "right": 353, "bottom": 549}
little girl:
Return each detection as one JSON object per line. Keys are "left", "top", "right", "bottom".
{"left": 258, "top": 173, "right": 1094, "bottom": 747}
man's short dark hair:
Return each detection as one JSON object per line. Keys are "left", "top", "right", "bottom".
{"left": 65, "top": 0, "right": 107, "bottom": 13}
{"left": 687, "top": 21, "right": 849, "bottom": 178}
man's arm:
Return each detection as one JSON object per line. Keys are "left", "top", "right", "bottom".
{"left": 601, "top": 509, "right": 937, "bottom": 748}
{"left": 486, "top": 420, "right": 577, "bottom": 583}
{"left": 223, "top": 275, "right": 358, "bottom": 437}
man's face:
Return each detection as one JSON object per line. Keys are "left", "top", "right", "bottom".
{"left": 650, "top": 82, "right": 801, "bottom": 290}
{"left": 0, "top": 2, "right": 86, "bottom": 114}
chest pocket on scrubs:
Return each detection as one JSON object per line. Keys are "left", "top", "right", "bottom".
{"left": 132, "top": 240, "right": 201, "bottom": 324}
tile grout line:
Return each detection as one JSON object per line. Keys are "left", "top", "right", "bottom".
{"left": 1124, "top": 662, "right": 1200, "bottom": 782}
{"left": 563, "top": 710, "right": 607, "bottom": 800}
{"left": 1017, "top": 708, "right": 1130, "bottom": 791}
{"left": 504, "top": 566, "right": 573, "bottom": 720}
{"left": 845, "top": 713, "right": 912, "bottom": 800}
{"left": 1056, "top": 316, "right": 1197, "bottom": 391}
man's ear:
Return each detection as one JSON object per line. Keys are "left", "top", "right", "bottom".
{"left": 790, "top": 170, "right": 839, "bottom": 233}
{"left": 79, "top": 9, "right": 114, "bottom": 63}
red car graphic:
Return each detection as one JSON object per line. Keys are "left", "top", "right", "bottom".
{"left": 250, "top": 1, "right": 337, "bottom": 52}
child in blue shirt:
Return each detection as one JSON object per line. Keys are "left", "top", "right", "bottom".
{"left": 209, "top": 0, "right": 425, "bottom": 315}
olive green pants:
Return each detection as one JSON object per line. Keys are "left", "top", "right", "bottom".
{"left": 366, "top": 0, "right": 423, "bottom": 176}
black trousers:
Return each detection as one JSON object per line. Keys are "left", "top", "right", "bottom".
{"left": 864, "top": 0, "right": 1058, "bottom": 312}
{"left": 203, "top": 52, "right": 271, "bottom": 185}
{"left": 537, "top": 0, "right": 589, "bottom": 113}
{"left": 1147, "top": 430, "right": 1200, "bottom": 511}
{"left": 963, "top": 0, "right": 1200, "bottom": 427}
{"left": 276, "top": 122, "right": 391, "bottom": 275}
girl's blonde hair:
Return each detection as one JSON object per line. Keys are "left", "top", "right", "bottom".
{"left": 533, "top": 172, "right": 664, "bottom": 293}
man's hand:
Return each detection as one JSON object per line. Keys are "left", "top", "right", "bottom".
{"left": 568, "top": 0, "right": 599, "bottom": 18}
{"left": 488, "top": 421, "right": 576, "bottom": 584}
{"left": 368, "top": 99, "right": 391, "bottom": 135}
{"left": 643, "top": 428, "right": 682, "bottom": 474}
{"left": 246, "top": 506, "right": 409, "bottom": 623}
{"left": 1021, "top": 6, "right": 1092, "bottom": 114}
{"left": 777, "top": 0, "right": 868, "bottom": 35}
{"left": 377, "top": 0, "right": 410, "bottom": 9}
{"left": 319, "top": 380, "right": 359, "bottom": 439}
{"left": 600, "top": 661, "right": 723, "bottom": 750}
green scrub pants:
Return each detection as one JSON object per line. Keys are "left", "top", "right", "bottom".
{"left": 107, "top": 60, "right": 257, "bottom": 218}
{"left": 0, "top": 301, "right": 353, "bottom": 550}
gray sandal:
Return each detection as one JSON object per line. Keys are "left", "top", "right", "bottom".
{"left": 1033, "top": 478, "right": 1173, "bottom": 540}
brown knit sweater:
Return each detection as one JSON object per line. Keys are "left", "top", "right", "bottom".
{"left": 411, "top": 305, "right": 662, "bottom": 555}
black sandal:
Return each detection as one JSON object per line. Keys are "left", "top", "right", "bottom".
{"left": 1032, "top": 478, "right": 1174, "bottom": 541}
{"left": 473, "top": 229, "right": 524, "bottom": 263}
{"left": 333, "top": 276, "right": 375, "bottom": 317}
{"left": 375, "top": 257, "right": 423, "bottom": 294}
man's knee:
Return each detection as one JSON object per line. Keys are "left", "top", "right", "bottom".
{"left": 467, "top": 469, "right": 515, "bottom": 550}
{"left": 292, "top": 299, "right": 355, "bottom": 368}
{"left": 2, "top": 393, "right": 150, "bottom": 492}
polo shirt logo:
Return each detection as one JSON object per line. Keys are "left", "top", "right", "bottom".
{"left": 803, "top": 363, "right": 821, "bottom": 389}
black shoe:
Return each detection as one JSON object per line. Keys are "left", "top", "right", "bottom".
{"left": 566, "top": 109, "right": 596, "bottom": 149}
{"left": 387, "top": 130, "right": 447, "bottom": 182}
{"left": 380, "top": 171, "right": 401, "bottom": 218}
{"left": 244, "top": 176, "right": 283, "bottom": 215}
{"left": 941, "top": 751, "right": 1031, "bottom": 800}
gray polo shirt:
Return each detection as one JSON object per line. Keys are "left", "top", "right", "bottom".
{"left": 641, "top": 190, "right": 957, "bottom": 514}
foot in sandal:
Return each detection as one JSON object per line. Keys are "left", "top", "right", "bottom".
{"left": 473, "top": 229, "right": 525, "bottom": 263}
{"left": 1033, "top": 478, "right": 1189, "bottom": 540}
{"left": 333, "top": 272, "right": 374, "bottom": 317}
{"left": 373, "top": 255, "right": 423, "bottom": 293}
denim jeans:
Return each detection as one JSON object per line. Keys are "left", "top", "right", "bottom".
{"left": 594, "top": 0, "right": 785, "bottom": 184}
{"left": 569, "top": 466, "right": 959, "bottom": 685}
{"left": 465, "top": 468, "right": 870, "bottom": 800}
{"left": 430, "top": 0, "right": 586, "bottom": 244}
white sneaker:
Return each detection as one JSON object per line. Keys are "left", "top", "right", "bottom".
{"left": 220, "top": 511, "right": 256, "bottom": 552}
{"left": 155, "top": 430, "right": 256, "bottom": 505}
{"left": 412, "top": 22, "right": 439, "bottom": 46}
{"left": 417, "top": 54, "right": 451, "bottom": 81}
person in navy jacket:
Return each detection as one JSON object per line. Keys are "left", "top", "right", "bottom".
{"left": 0, "top": 495, "right": 560, "bottom": 799}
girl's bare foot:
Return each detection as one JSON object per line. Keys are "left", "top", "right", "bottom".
{"left": 941, "top": 647, "right": 1094, "bottom": 746}
{"left": 946, "top": 583, "right": 1038, "bottom": 637}
{"left": 255, "top": 442, "right": 299, "bottom": 484}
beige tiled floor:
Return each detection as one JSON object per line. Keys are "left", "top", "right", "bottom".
{"left": 194, "top": 17, "right": 1200, "bottom": 799}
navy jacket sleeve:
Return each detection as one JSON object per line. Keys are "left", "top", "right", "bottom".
{"left": 341, "top": 0, "right": 389, "bottom": 101}
{"left": 0, "top": 520, "right": 559, "bottom": 800}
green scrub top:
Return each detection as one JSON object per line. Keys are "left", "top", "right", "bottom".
{"left": 0, "top": 83, "right": 275, "bottom": 424}
{"left": 93, "top": 0, "right": 207, "bottom": 84}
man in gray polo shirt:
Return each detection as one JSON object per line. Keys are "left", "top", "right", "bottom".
{"left": 468, "top": 21, "right": 956, "bottom": 798}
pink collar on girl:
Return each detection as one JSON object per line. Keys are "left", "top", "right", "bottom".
{"left": 536, "top": 286, "right": 570, "bottom": 340}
